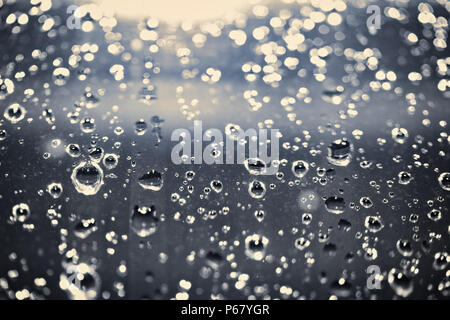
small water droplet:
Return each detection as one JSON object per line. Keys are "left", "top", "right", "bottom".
{"left": 391, "top": 128, "right": 409, "bottom": 144}
{"left": 388, "top": 268, "right": 413, "bottom": 298}
{"left": 248, "top": 180, "right": 266, "bottom": 199}
{"left": 12, "top": 203, "right": 31, "bottom": 223}
{"left": 364, "top": 216, "right": 384, "bottom": 233}
{"left": 327, "top": 138, "right": 352, "bottom": 166}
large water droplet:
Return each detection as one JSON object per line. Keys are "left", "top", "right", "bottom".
{"left": 130, "top": 205, "right": 159, "bottom": 237}
{"left": 245, "top": 234, "right": 268, "bottom": 261}
{"left": 325, "top": 196, "right": 345, "bottom": 214}
{"left": 12, "top": 203, "right": 31, "bottom": 223}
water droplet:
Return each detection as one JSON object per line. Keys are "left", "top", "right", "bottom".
{"left": 432, "top": 252, "right": 449, "bottom": 271}
{"left": 438, "top": 172, "right": 450, "bottom": 191}
{"left": 88, "top": 147, "right": 104, "bottom": 162}
{"left": 205, "top": 251, "right": 224, "bottom": 270}
{"left": 84, "top": 90, "right": 99, "bottom": 109}
{"left": 103, "top": 153, "right": 119, "bottom": 170}
{"left": 391, "top": 128, "right": 409, "bottom": 144}
{"left": 254, "top": 209, "right": 265, "bottom": 222}
{"left": 52, "top": 67, "right": 70, "bottom": 86}
{"left": 225, "top": 123, "right": 242, "bottom": 141}
{"left": 302, "top": 213, "right": 312, "bottom": 225}
{"left": 325, "top": 196, "right": 345, "bottom": 214}
{"left": 0, "top": 129, "right": 6, "bottom": 141}
{"left": 60, "top": 263, "right": 100, "bottom": 300}
{"left": 210, "top": 180, "right": 223, "bottom": 193}
{"left": 80, "top": 117, "right": 96, "bottom": 133}
{"left": 323, "top": 243, "right": 337, "bottom": 256}
{"left": 135, "top": 119, "right": 148, "bottom": 136}
{"left": 398, "top": 171, "right": 413, "bottom": 185}
{"left": 427, "top": 209, "right": 441, "bottom": 222}
{"left": 47, "top": 182, "right": 63, "bottom": 199}
{"left": 244, "top": 158, "right": 267, "bottom": 175}
{"left": 4, "top": 103, "right": 26, "bottom": 124}
{"left": 360, "top": 196, "right": 373, "bottom": 208}
{"left": 291, "top": 160, "right": 309, "bottom": 178}
{"left": 396, "top": 239, "right": 413, "bottom": 257}
{"left": 12, "top": 203, "right": 31, "bottom": 223}
{"left": 388, "top": 268, "right": 413, "bottom": 298}
{"left": 0, "top": 77, "right": 14, "bottom": 99}
{"left": 248, "top": 180, "right": 266, "bottom": 199}
{"left": 364, "top": 216, "right": 384, "bottom": 233}
{"left": 327, "top": 138, "right": 352, "bottom": 166}
{"left": 245, "top": 234, "right": 268, "bottom": 261}
{"left": 338, "top": 219, "right": 352, "bottom": 232}
{"left": 330, "top": 279, "right": 352, "bottom": 298}
{"left": 294, "top": 237, "right": 310, "bottom": 251}
{"left": 185, "top": 170, "right": 195, "bottom": 181}
{"left": 74, "top": 218, "right": 98, "bottom": 239}
{"left": 66, "top": 144, "right": 81, "bottom": 158}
